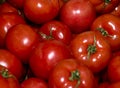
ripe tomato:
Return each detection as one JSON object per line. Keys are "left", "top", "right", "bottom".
{"left": 5, "top": 24, "right": 39, "bottom": 64}
{"left": 111, "top": 3, "right": 120, "bottom": 17}
{"left": 21, "top": 77, "right": 48, "bottom": 88}
{"left": 38, "top": 20, "right": 72, "bottom": 45}
{"left": 70, "top": 31, "right": 111, "bottom": 73}
{"left": 0, "top": 2, "right": 19, "bottom": 14}
{"left": 29, "top": 40, "right": 71, "bottom": 80}
{"left": 107, "top": 56, "right": 120, "bottom": 83}
{"left": 0, "top": 49, "right": 25, "bottom": 81}
{"left": 23, "top": 0, "right": 60, "bottom": 24}
{"left": 48, "top": 59, "right": 95, "bottom": 88}
{"left": 91, "top": 14, "right": 120, "bottom": 51}
{"left": 60, "top": 0, "right": 96, "bottom": 33}
{"left": 89, "top": 0, "right": 119, "bottom": 14}
{"left": 0, "top": 67, "right": 21, "bottom": 88}
{"left": 0, "top": 13, "right": 25, "bottom": 48}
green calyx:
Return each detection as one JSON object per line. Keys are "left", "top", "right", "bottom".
{"left": 69, "top": 70, "right": 81, "bottom": 88}
{"left": 0, "top": 68, "right": 13, "bottom": 78}
{"left": 87, "top": 36, "right": 97, "bottom": 59}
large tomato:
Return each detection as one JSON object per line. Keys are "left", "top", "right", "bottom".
{"left": 38, "top": 20, "right": 72, "bottom": 45}
{"left": 91, "top": 14, "right": 120, "bottom": 51}
{"left": 23, "top": 0, "right": 60, "bottom": 24}
{"left": 48, "top": 59, "right": 95, "bottom": 88}
{"left": 5, "top": 24, "right": 39, "bottom": 64}
{"left": 29, "top": 40, "right": 71, "bottom": 80}
{"left": 60, "top": 0, "right": 96, "bottom": 33}
{"left": 70, "top": 31, "right": 111, "bottom": 73}
{"left": 0, "top": 13, "right": 25, "bottom": 48}
{"left": 0, "top": 49, "right": 25, "bottom": 81}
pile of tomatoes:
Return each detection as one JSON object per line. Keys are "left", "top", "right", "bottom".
{"left": 0, "top": 0, "right": 120, "bottom": 88}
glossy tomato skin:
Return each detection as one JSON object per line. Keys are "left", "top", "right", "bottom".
{"left": 60, "top": 0, "right": 96, "bottom": 33}
{"left": 38, "top": 20, "right": 72, "bottom": 45}
{"left": 0, "top": 13, "right": 25, "bottom": 48}
{"left": 70, "top": 31, "right": 111, "bottom": 73}
{"left": 23, "top": 0, "right": 60, "bottom": 24}
{"left": 0, "top": 49, "right": 25, "bottom": 81}
{"left": 48, "top": 59, "right": 95, "bottom": 88}
{"left": 21, "top": 77, "right": 48, "bottom": 88}
{"left": 111, "top": 3, "right": 120, "bottom": 17}
{"left": 89, "top": 0, "right": 119, "bottom": 14}
{"left": 0, "top": 2, "right": 19, "bottom": 14}
{"left": 29, "top": 40, "right": 71, "bottom": 80}
{"left": 107, "top": 56, "right": 120, "bottom": 83}
{"left": 5, "top": 24, "right": 39, "bottom": 64}
{"left": 91, "top": 14, "right": 120, "bottom": 51}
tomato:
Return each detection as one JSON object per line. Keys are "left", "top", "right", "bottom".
{"left": 0, "top": 13, "right": 25, "bottom": 48}
{"left": 0, "top": 2, "right": 19, "bottom": 14}
{"left": 23, "top": 0, "right": 60, "bottom": 24}
{"left": 48, "top": 59, "right": 95, "bottom": 88}
{"left": 38, "top": 20, "right": 72, "bottom": 45}
{"left": 7, "top": 0, "right": 24, "bottom": 9}
{"left": 5, "top": 24, "right": 39, "bottom": 64}
{"left": 70, "top": 31, "right": 111, "bottom": 73}
{"left": 91, "top": 14, "right": 120, "bottom": 51}
{"left": 89, "top": 0, "right": 119, "bottom": 14}
{"left": 21, "top": 77, "right": 48, "bottom": 88}
{"left": 0, "top": 49, "right": 25, "bottom": 81}
{"left": 29, "top": 40, "right": 71, "bottom": 80}
{"left": 111, "top": 3, "right": 120, "bottom": 17}
{"left": 60, "top": 0, "right": 96, "bottom": 33}
{"left": 0, "top": 67, "right": 20, "bottom": 88}
{"left": 107, "top": 55, "right": 120, "bottom": 83}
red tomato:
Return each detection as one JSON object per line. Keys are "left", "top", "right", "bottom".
{"left": 91, "top": 14, "right": 120, "bottom": 51}
{"left": 107, "top": 56, "right": 120, "bottom": 83}
{"left": 38, "top": 20, "right": 72, "bottom": 45}
{"left": 60, "top": 0, "right": 96, "bottom": 33}
{"left": 23, "top": 0, "right": 60, "bottom": 24}
{"left": 0, "top": 2, "right": 19, "bottom": 14}
{"left": 0, "top": 13, "right": 25, "bottom": 48}
{"left": 0, "top": 49, "right": 25, "bottom": 81}
{"left": 48, "top": 59, "right": 95, "bottom": 88}
{"left": 29, "top": 40, "right": 71, "bottom": 80}
{"left": 70, "top": 31, "right": 111, "bottom": 73}
{"left": 89, "top": 0, "right": 119, "bottom": 14}
{"left": 21, "top": 77, "right": 48, "bottom": 88}
{"left": 5, "top": 24, "right": 39, "bottom": 64}
{"left": 111, "top": 3, "right": 120, "bottom": 17}
{"left": 7, "top": 0, "right": 24, "bottom": 9}
{"left": 0, "top": 67, "right": 20, "bottom": 88}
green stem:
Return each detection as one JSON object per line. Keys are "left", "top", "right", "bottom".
{"left": 87, "top": 36, "right": 97, "bottom": 59}
{"left": 69, "top": 70, "right": 81, "bottom": 88}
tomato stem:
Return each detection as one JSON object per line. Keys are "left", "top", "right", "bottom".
{"left": 97, "top": 27, "right": 114, "bottom": 38}
{"left": 69, "top": 70, "right": 80, "bottom": 88}
{"left": 0, "top": 68, "right": 13, "bottom": 78}
{"left": 87, "top": 36, "right": 97, "bottom": 59}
